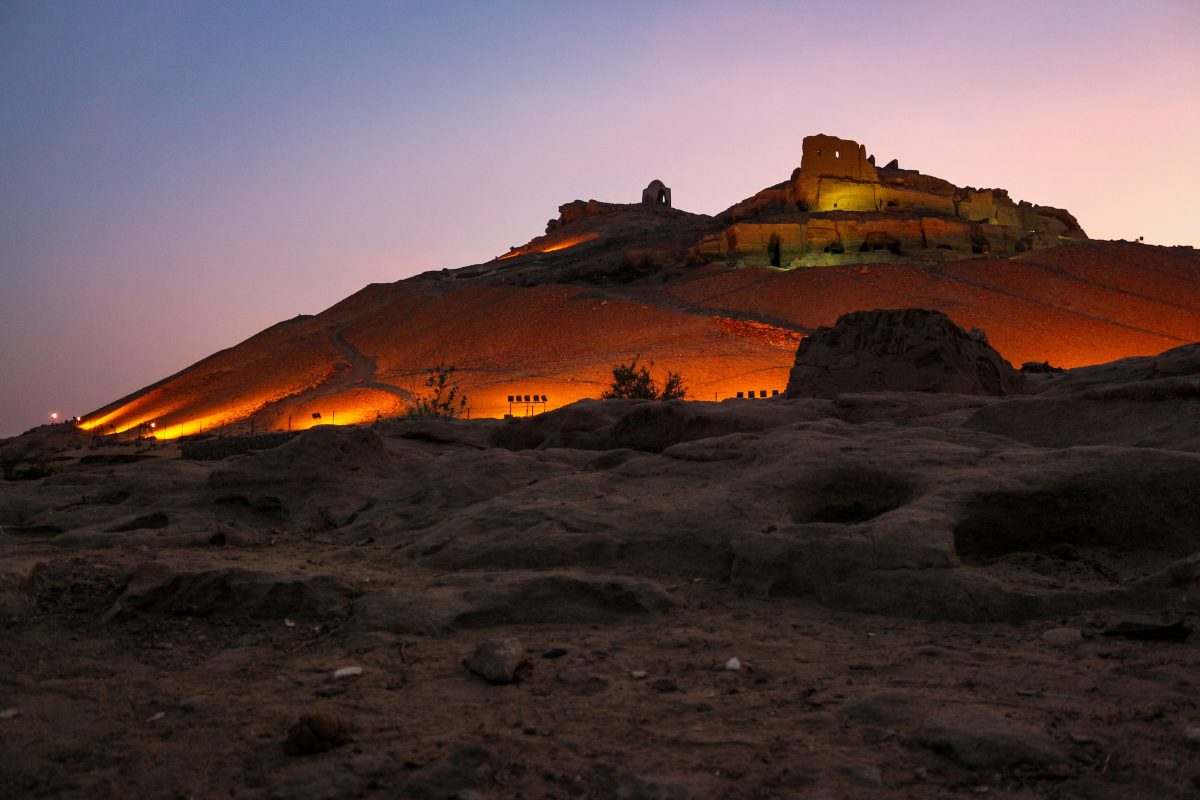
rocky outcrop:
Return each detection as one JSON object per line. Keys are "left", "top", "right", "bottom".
{"left": 785, "top": 308, "right": 1025, "bottom": 397}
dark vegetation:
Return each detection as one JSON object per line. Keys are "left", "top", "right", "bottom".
{"left": 601, "top": 358, "right": 686, "bottom": 401}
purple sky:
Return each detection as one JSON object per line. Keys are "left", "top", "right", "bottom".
{"left": 2, "top": 0, "right": 1199, "bottom": 436}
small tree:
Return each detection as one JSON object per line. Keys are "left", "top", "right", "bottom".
{"left": 659, "top": 370, "right": 686, "bottom": 401}
{"left": 602, "top": 357, "right": 686, "bottom": 401}
{"left": 408, "top": 363, "right": 468, "bottom": 418}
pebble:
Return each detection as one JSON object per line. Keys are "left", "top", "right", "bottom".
{"left": 333, "top": 666, "right": 363, "bottom": 679}
{"left": 841, "top": 763, "right": 883, "bottom": 788}
{"left": 1185, "top": 726, "right": 1200, "bottom": 748}
{"left": 630, "top": 670, "right": 648, "bottom": 680}
{"left": 0, "top": 708, "right": 17, "bottom": 720}
{"left": 1041, "top": 627, "right": 1083, "bottom": 646}
{"left": 177, "top": 697, "right": 203, "bottom": 713}
{"left": 1068, "top": 731, "right": 1098, "bottom": 745}
{"left": 465, "top": 637, "right": 529, "bottom": 684}
{"left": 542, "top": 648, "right": 568, "bottom": 659}
{"left": 724, "top": 657, "right": 741, "bottom": 671}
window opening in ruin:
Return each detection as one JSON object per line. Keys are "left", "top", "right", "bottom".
{"left": 834, "top": 150, "right": 840, "bottom": 159}
{"left": 767, "top": 233, "right": 782, "bottom": 267}
{"left": 657, "top": 188, "right": 667, "bottom": 204}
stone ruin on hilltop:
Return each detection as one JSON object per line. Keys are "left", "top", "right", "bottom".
{"left": 641, "top": 179, "right": 672, "bottom": 208}
{"left": 498, "top": 134, "right": 1087, "bottom": 274}
{"left": 697, "top": 134, "right": 1087, "bottom": 267}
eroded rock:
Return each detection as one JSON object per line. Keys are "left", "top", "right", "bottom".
{"left": 915, "top": 709, "right": 1067, "bottom": 769}
{"left": 465, "top": 637, "right": 530, "bottom": 684}
{"left": 103, "top": 563, "right": 353, "bottom": 622}
{"left": 282, "top": 713, "right": 351, "bottom": 755}
{"left": 786, "top": 308, "right": 1024, "bottom": 398}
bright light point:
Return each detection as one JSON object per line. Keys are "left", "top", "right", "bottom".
{"left": 50, "top": 412, "right": 58, "bottom": 420}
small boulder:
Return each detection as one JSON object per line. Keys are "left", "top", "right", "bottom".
{"left": 465, "top": 637, "right": 530, "bottom": 684}
{"left": 1041, "top": 627, "right": 1083, "bottom": 646}
{"left": 841, "top": 762, "right": 884, "bottom": 789}
{"left": 283, "top": 712, "right": 351, "bottom": 755}
{"left": 842, "top": 691, "right": 920, "bottom": 726}
{"left": 915, "top": 709, "right": 1067, "bottom": 769}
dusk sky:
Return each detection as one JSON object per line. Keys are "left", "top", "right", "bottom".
{"left": 2, "top": 0, "right": 1199, "bottom": 437}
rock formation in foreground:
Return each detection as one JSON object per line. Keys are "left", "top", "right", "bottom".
{"left": 3, "top": 323, "right": 1200, "bottom": 797}
{"left": 785, "top": 308, "right": 1025, "bottom": 398}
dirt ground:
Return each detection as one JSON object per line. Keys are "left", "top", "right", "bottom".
{"left": 2, "top": 542, "right": 1198, "bottom": 799}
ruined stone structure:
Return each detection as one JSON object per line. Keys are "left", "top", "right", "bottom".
{"left": 698, "top": 134, "right": 1086, "bottom": 268}
{"left": 642, "top": 179, "right": 671, "bottom": 208}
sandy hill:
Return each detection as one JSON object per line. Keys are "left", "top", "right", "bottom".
{"left": 77, "top": 135, "right": 1199, "bottom": 439}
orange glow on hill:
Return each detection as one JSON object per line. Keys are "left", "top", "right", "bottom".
{"left": 497, "top": 232, "right": 600, "bottom": 260}
{"left": 542, "top": 233, "right": 600, "bottom": 253}
{"left": 77, "top": 242, "right": 1200, "bottom": 442}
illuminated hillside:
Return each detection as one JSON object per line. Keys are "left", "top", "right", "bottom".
{"left": 80, "top": 137, "right": 1200, "bottom": 440}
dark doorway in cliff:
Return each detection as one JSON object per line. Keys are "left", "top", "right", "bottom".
{"left": 768, "top": 233, "right": 782, "bottom": 267}
{"left": 860, "top": 232, "right": 902, "bottom": 256}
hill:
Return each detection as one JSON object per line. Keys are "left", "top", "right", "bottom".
{"left": 77, "top": 135, "right": 1198, "bottom": 439}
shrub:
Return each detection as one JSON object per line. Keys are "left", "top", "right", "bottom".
{"left": 408, "top": 363, "right": 469, "bottom": 418}
{"left": 602, "top": 358, "right": 686, "bottom": 401}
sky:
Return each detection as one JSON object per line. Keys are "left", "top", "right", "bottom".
{"left": 2, "top": 0, "right": 1199, "bottom": 437}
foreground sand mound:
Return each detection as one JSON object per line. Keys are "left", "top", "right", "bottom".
{"left": 786, "top": 308, "right": 1025, "bottom": 397}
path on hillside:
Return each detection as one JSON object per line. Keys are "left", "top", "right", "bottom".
{"left": 277, "top": 328, "right": 414, "bottom": 409}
